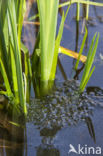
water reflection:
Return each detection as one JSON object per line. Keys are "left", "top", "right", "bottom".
{"left": 23, "top": 0, "right": 39, "bottom": 54}
{"left": 58, "top": 57, "right": 68, "bottom": 80}
{"left": 1, "top": 82, "right": 102, "bottom": 155}
{"left": 93, "top": 5, "right": 103, "bottom": 23}
{"left": 36, "top": 126, "right": 61, "bottom": 156}
{"left": 37, "top": 145, "right": 60, "bottom": 156}
{"left": 73, "top": 64, "right": 85, "bottom": 80}
{"left": 85, "top": 116, "right": 96, "bottom": 143}
{"left": 0, "top": 109, "right": 27, "bottom": 156}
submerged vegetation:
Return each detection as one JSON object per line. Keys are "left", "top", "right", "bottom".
{"left": 0, "top": 0, "right": 103, "bottom": 114}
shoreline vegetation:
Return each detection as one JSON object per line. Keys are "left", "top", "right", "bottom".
{"left": 0, "top": 0, "right": 102, "bottom": 115}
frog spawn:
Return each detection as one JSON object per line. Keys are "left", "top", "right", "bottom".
{"left": 27, "top": 80, "right": 96, "bottom": 129}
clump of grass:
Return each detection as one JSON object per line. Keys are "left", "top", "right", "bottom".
{"left": 80, "top": 33, "right": 99, "bottom": 92}
{"left": 0, "top": 0, "right": 100, "bottom": 113}
{"left": 74, "top": 26, "right": 99, "bottom": 92}
{"left": 32, "top": 0, "right": 71, "bottom": 95}
{"left": 0, "top": 0, "right": 31, "bottom": 114}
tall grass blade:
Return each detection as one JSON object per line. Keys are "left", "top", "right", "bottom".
{"left": 80, "top": 33, "right": 97, "bottom": 85}
{"left": 75, "top": 27, "right": 87, "bottom": 70}
{"left": 77, "top": 2, "right": 80, "bottom": 21}
{"left": 86, "top": 0, "right": 89, "bottom": 20}
{"left": 9, "top": 40, "right": 19, "bottom": 101}
{"left": 15, "top": 0, "right": 26, "bottom": 49}
{"left": 37, "top": 0, "right": 59, "bottom": 81}
{"left": 8, "top": 1, "right": 26, "bottom": 113}
{"left": 80, "top": 33, "right": 99, "bottom": 92}
{"left": 50, "top": 5, "right": 71, "bottom": 80}
{"left": 21, "top": 42, "right": 32, "bottom": 102}
{"left": 80, "top": 66, "right": 95, "bottom": 92}
{"left": 0, "top": 58, "right": 12, "bottom": 97}
{"left": 50, "top": 12, "right": 65, "bottom": 80}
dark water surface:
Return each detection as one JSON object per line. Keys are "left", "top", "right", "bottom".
{"left": 0, "top": 1, "right": 103, "bottom": 156}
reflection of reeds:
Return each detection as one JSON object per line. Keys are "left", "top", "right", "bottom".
{"left": 0, "top": 109, "right": 26, "bottom": 155}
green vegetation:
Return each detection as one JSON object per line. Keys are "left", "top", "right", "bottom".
{"left": 36, "top": 0, "right": 59, "bottom": 82}
{"left": 0, "top": 0, "right": 31, "bottom": 114}
{"left": 75, "top": 27, "right": 88, "bottom": 70}
{"left": 31, "top": 0, "right": 70, "bottom": 95}
{"left": 74, "top": 27, "right": 99, "bottom": 92}
{"left": 0, "top": 0, "right": 102, "bottom": 114}
{"left": 59, "top": 0, "right": 103, "bottom": 8}
{"left": 80, "top": 33, "right": 99, "bottom": 92}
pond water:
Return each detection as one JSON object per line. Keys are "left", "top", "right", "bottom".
{"left": 0, "top": 1, "right": 103, "bottom": 156}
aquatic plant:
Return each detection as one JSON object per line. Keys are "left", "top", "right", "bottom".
{"left": 80, "top": 33, "right": 99, "bottom": 92}
{"left": 0, "top": 0, "right": 101, "bottom": 114}
{"left": 59, "top": 0, "right": 103, "bottom": 8}
{"left": 75, "top": 27, "right": 87, "bottom": 70}
{"left": 0, "top": 0, "right": 31, "bottom": 114}
{"left": 76, "top": 2, "right": 80, "bottom": 21}
{"left": 59, "top": 0, "right": 103, "bottom": 21}
{"left": 76, "top": 0, "right": 90, "bottom": 21}
{"left": 86, "top": 0, "right": 90, "bottom": 20}
{"left": 32, "top": 0, "right": 70, "bottom": 94}
{"left": 74, "top": 26, "right": 99, "bottom": 92}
